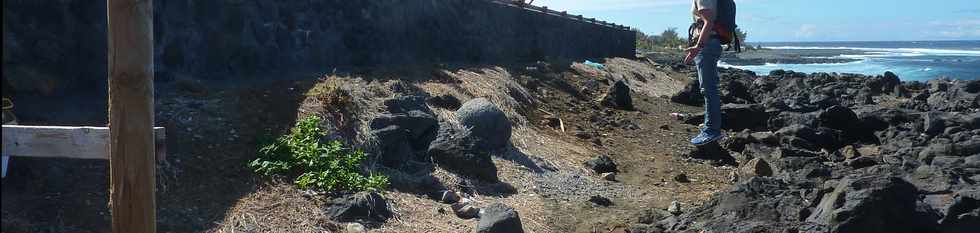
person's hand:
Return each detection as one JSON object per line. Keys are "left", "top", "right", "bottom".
{"left": 684, "top": 45, "right": 702, "bottom": 64}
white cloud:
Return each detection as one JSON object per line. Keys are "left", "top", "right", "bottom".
{"left": 928, "top": 19, "right": 980, "bottom": 27}
{"left": 795, "top": 24, "right": 817, "bottom": 38}
{"left": 927, "top": 19, "right": 980, "bottom": 38}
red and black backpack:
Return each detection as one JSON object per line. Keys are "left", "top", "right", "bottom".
{"left": 689, "top": 0, "right": 740, "bottom": 52}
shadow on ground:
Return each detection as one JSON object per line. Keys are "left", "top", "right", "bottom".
{"left": 1, "top": 72, "right": 319, "bottom": 232}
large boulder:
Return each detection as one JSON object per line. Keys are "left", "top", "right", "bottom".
{"left": 907, "top": 165, "right": 956, "bottom": 194}
{"left": 722, "top": 104, "right": 769, "bottom": 130}
{"left": 930, "top": 79, "right": 950, "bottom": 93}
{"left": 819, "top": 105, "right": 876, "bottom": 143}
{"left": 370, "top": 126, "right": 415, "bottom": 166}
{"left": 369, "top": 96, "right": 440, "bottom": 166}
{"left": 918, "top": 139, "right": 980, "bottom": 164}
{"left": 857, "top": 108, "right": 917, "bottom": 132}
{"left": 925, "top": 79, "right": 980, "bottom": 111}
{"left": 456, "top": 98, "right": 512, "bottom": 150}
{"left": 768, "top": 111, "right": 821, "bottom": 130}
{"left": 671, "top": 79, "right": 703, "bottom": 106}
{"left": 923, "top": 111, "right": 948, "bottom": 136}
{"left": 939, "top": 190, "right": 980, "bottom": 232}
{"left": 882, "top": 71, "right": 901, "bottom": 93}
{"left": 601, "top": 80, "right": 634, "bottom": 110}
{"left": 369, "top": 110, "right": 439, "bottom": 149}
{"left": 428, "top": 125, "right": 498, "bottom": 182}
{"left": 369, "top": 110, "right": 439, "bottom": 166}
{"left": 426, "top": 94, "right": 462, "bottom": 110}
{"left": 776, "top": 124, "right": 837, "bottom": 151}
{"left": 655, "top": 177, "right": 820, "bottom": 233}
{"left": 585, "top": 155, "right": 618, "bottom": 173}
{"left": 681, "top": 104, "right": 769, "bottom": 131}
{"left": 819, "top": 105, "right": 860, "bottom": 132}
{"left": 683, "top": 142, "right": 736, "bottom": 166}
{"left": 720, "top": 77, "right": 754, "bottom": 104}
{"left": 475, "top": 203, "right": 525, "bottom": 233}
{"left": 806, "top": 176, "right": 926, "bottom": 233}
{"left": 383, "top": 95, "right": 430, "bottom": 114}
{"left": 326, "top": 192, "right": 391, "bottom": 222}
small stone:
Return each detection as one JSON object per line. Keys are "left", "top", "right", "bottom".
{"left": 601, "top": 172, "right": 617, "bottom": 181}
{"left": 740, "top": 158, "right": 773, "bottom": 177}
{"left": 476, "top": 203, "right": 525, "bottom": 233}
{"left": 451, "top": 202, "right": 480, "bottom": 219}
{"left": 856, "top": 145, "right": 879, "bottom": 157}
{"left": 585, "top": 155, "right": 618, "bottom": 173}
{"left": 636, "top": 209, "right": 666, "bottom": 224}
{"left": 345, "top": 223, "right": 367, "bottom": 233}
{"left": 729, "top": 170, "right": 739, "bottom": 183}
{"left": 659, "top": 124, "right": 670, "bottom": 130}
{"left": 439, "top": 190, "right": 461, "bottom": 204}
{"left": 750, "top": 131, "right": 778, "bottom": 144}
{"left": 668, "top": 201, "right": 682, "bottom": 215}
{"left": 673, "top": 173, "right": 690, "bottom": 183}
{"left": 326, "top": 192, "right": 391, "bottom": 222}
{"left": 841, "top": 145, "right": 861, "bottom": 160}
{"left": 589, "top": 195, "right": 613, "bottom": 207}
{"left": 943, "top": 126, "right": 963, "bottom": 136}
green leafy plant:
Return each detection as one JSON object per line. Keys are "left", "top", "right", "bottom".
{"left": 250, "top": 115, "right": 388, "bottom": 192}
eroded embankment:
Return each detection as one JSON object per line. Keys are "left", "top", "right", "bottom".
{"left": 214, "top": 58, "right": 742, "bottom": 233}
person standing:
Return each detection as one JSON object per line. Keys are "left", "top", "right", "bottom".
{"left": 685, "top": 0, "right": 725, "bottom": 145}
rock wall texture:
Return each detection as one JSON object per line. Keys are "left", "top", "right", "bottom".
{"left": 2, "top": 0, "right": 635, "bottom": 94}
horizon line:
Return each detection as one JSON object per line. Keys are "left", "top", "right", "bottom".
{"left": 749, "top": 39, "right": 980, "bottom": 43}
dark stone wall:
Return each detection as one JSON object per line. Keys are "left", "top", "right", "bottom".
{"left": 3, "top": 0, "right": 635, "bottom": 94}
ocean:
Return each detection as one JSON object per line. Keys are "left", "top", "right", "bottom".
{"left": 721, "top": 40, "right": 980, "bottom": 81}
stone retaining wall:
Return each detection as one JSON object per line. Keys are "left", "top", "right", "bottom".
{"left": 2, "top": 0, "right": 635, "bottom": 93}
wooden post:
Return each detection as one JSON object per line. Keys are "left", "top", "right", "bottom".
{"left": 107, "top": 0, "right": 156, "bottom": 232}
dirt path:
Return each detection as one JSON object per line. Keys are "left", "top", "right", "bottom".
{"left": 526, "top": 60, "right": 734, "bottom": 232}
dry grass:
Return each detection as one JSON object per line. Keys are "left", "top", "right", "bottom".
{"left": 214, "top": 183, "right": 339, "bottom": 233}
{"left": 571, "top": 58, "right": 687, "bottom": 98}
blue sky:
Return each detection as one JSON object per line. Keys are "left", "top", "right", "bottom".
{"left": 533, "top": 0, "right": 980, "bottom": 42}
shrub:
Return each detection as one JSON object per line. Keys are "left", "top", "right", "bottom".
{"left": 249, "top": 115, "right": 388, "bottom": 192}
{"left": 306, "top": 78, "right": 355, "bottom": 114}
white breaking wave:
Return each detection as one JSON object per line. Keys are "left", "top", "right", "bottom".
{"left": 765, "top": 46, "right": 980, "bottom": 57}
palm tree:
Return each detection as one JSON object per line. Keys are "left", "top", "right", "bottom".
{"left": 735, "top": 27, "right": 749, "bottom": 50}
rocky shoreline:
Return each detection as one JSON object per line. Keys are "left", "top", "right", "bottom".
{"left": 720, "top": 49, "right": 862, "bottom": 66}
{"left": 4, "top": 55, "right": 976, "bottom": 232}
{"left": 640, "top": 66, "right": 980, "bottom": 232}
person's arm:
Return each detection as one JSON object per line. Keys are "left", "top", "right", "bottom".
{"left": 695, "top": 9, "right": 714, "bottom": 48}
{"left": 684, "top": 9, "right": 714, "bottom": 64}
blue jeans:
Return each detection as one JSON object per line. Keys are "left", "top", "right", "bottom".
{"left": 695, "top": 38, "right": 722, "bottom": 133}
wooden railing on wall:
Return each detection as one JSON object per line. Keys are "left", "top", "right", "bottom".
{"left": 488, "top": 0, "right": 635, "bottom": 31}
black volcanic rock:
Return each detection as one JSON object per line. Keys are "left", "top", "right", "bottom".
{"left": 602, "top": 80, "right": 635, "bottom": 110}
{"left": 659, "top": 68, "right": 980, "bottom": 233}
{"left": 585, "top": 155, "right": 618, "bottom": 173}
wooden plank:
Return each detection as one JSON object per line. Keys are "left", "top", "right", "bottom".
{"left": 107, "top": 0, "right": 156, "bottom": 231}
{"left": 1, "top": 125, "right": 165, "bottom": 160}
